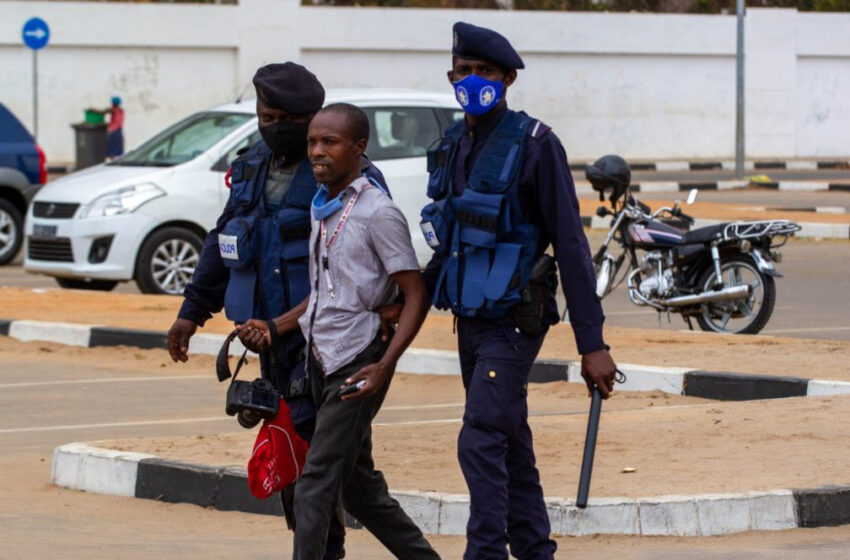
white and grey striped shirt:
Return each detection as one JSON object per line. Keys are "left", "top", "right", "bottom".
{"left": 298, "top": 176, "right": 419, "bottom": 375}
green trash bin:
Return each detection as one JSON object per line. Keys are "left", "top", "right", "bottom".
{"left": 71, "top": 122, "right": 108, "bottom": 170}
{"left": 84, "top": 109, "right": 105, "bottom": 124}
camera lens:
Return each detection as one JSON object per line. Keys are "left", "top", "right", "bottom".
{"left": 237, "top": 410, "right": 262, "bottom": 429}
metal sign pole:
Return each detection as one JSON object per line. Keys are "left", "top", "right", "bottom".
{"left": 22, "top": 17, "right": 50, "bottom": 140}
{"left": 735, "top": 0, "right": 745, "bottom": 178}
{"left": 33, "top": 49, "right": 38, "bottom": 139}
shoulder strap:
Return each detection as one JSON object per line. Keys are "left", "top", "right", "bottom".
{"left": 527, "top": 119, "right": 551, "bottom": 139}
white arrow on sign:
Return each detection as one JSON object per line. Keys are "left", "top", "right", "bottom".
{"left": 25, "top": 28, "right": 47, "bottom": 40}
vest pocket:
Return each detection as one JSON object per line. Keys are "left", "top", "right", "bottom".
{"left": 219, "top": 214, "right": 258, "bottom": 269}
{"left": 419, "top": 199, "right": 453, "bottom": 257}
{"left": 277, "top": 208, "right": 311, "bottom": 261}
{"left": 455, "top": 190, "right": 505, "bottom": 249}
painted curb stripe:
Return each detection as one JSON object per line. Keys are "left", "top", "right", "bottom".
{"left": 89, "top": 326, "right": 169, "bottom": 350}
{"left": 5, "top": 320, "right": 850, "bottom": 400}
{"left": 51, "top": 444, "right": 839, "bottom": 536}
{"left": 683, "top": 371, "right": 809, "bottom": 401}
{"left": 794, "top": 486, "right": 850, "bottom": 528}
{"left": 569, "top": 160, "right": 849, "bottom": 172}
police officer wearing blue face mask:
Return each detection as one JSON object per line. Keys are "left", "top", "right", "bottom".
{"left": 419, "top": 23, "right": 619, "bottom": 560}
{"left": 167, "top": 62, "right": 387, "bottom": 560}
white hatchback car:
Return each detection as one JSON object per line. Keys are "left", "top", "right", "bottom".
{"left": 25, "top": 90, "right": 462, "bottom": 294}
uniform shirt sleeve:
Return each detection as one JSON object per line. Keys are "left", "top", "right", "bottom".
{"left": 526, "top": 132, "right": 607, "bottom": 355}
{"left": 177, "top": 198, "right": 234, "bottom": 326}
{"left": 368, "top": 201, "right": 420, "bottom": 276}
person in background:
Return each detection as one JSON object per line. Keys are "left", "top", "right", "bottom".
{"left": 91, "top": 96, "right": 124, "bottom": 160}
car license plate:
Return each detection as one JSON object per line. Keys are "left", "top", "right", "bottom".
{"left": 32, "top": 224, "right": 58, "bottom": 239}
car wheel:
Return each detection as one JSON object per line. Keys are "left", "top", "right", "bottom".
{"left": 55, "top": 277, "right": 119, "bottom": 291}
{"left": 135, "top": 227, "right": 203, "bottom": 295}
{"left": 0, "top": 198, "right": 24, "bottom": 266}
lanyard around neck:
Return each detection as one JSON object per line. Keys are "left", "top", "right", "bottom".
{"left": 318, "top": 188, "right": 361, "bottom": 301}
{"left": 320, "top": 189, "right": 360, "bottom": 250}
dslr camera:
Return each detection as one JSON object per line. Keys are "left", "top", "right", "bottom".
{"left": 225, "top": 377, "right": 280, "bottom": 428}
{"left": 217, "top": 329, "right": 281, "bottom": 429}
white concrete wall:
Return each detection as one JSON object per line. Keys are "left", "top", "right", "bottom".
{"left": 2, "top": 0, "right": 849, "bottom": 164}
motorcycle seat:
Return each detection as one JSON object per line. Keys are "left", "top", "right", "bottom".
{"left": 682, "top": 223, "right": 728, "bottom": 245}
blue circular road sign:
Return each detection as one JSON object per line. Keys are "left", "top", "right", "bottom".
{"left": 22, "top": 17, "right": 50, "bottom": 51}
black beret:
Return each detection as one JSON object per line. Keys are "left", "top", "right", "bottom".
{"left": 452, "top": 22, "right": 524, "bottom": 71}
{"left": 252, "top": 62, "right": 325, "bottom": 115}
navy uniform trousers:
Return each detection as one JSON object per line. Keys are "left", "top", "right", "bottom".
{"left": 457, "top": 317, "right": 557, "bottom": 560}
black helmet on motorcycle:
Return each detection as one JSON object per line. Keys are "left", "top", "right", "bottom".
{"left": 586, "top": 154, "right": 631, "bottom": 202}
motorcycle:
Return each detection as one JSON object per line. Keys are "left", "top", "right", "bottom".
{"left": 581, "top": 155, "right": 800, "bottom": 335}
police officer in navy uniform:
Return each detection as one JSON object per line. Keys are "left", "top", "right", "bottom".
{"left": 419, "top": 23, "right": 618, "bottom": 559}
{"left": 167, "top": 62, "right": 386, "bottom": 560}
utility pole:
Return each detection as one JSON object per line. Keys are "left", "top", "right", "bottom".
{"left": 735, "top": 0, "right": 745, "bottom": 178}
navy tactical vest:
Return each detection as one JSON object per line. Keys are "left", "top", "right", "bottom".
{"left": 421, "top": 109, "right": 544, "bottom": 319}
{"left": 220, "top": 141, "right": 316, "bottom": 324}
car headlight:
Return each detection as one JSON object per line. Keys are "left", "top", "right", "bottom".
{"left": 80, "top": 183, "right": 165, "bottom": 219}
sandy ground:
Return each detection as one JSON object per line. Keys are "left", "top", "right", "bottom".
{"left": 578, "top": 196, "right": 850, "bottom": 225}
{"left": 6, "top": 334, "right": 850, "bottom": 555}
{"left": 2, "top": 286, "right": 849, "bottom": 380}
{"left": 99, "top": 369, "right": 850, "bottom": 498}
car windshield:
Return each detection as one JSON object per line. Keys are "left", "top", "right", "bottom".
{"left": 110, "top": 111, "right": 252, "bottom": 167}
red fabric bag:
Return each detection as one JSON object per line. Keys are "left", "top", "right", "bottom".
{"left": 247, "top": 398, "right": 309, "bottom": 499}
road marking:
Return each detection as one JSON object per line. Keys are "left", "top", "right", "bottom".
{"left": 0, "top": 416, "right": 228, "bottom": 434}
{"left": 763, "top": 326, "right": 850, "bottom": 334}
{"left": 0, "top": 375, "right": 208, "bottom": 389}
{"left": 382, "top": 403, "right": 464, "bottom": 411}
{"left": 375, "top": 418, "right": 462, "bottom": 427}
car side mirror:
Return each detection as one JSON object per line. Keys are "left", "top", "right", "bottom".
{"left": 210, "top": 154, "right": 229, "bottom": 173}
{"left": 686, "top": 188, "right": 698, "bottom": 205}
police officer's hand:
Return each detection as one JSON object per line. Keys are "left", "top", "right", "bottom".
{"left": 581, "top": 349, "right": 617, "bottom": 399}
{"left": 374, "top": 303, "right": 402, "bottom": 342}
{"left": 167, "top": 318, "right": 198, "bottom": 363}
{"left": 236, "top": 319, "right": 272, "bottom": 353}
{"left": 340, "top": 359, "right": 393, "bottom": 401}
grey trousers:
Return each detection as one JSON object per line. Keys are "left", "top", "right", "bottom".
{"left": 292, "top": 335, "right": 441, "bottom": 560}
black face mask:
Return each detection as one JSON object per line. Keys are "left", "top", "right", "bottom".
{"left": 259, "top": 119, "right": 310, "bottom": 164}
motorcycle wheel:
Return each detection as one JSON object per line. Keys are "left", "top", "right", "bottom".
{"left": 695, "top": 254, "right": 776, "bottom": 335}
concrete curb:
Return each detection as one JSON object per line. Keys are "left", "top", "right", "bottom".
{"left": 569, "top": 160, "right": 850, "bottom": 173}
{"left": 53, "top": 442, "right": 850, "bottom": 536}
{"left": 5, "top": 319, "right": 850, "bottom": 400}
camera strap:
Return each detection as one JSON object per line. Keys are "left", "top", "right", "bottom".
{"left": 216, "top": 329, "right": 248, "bottom": 383}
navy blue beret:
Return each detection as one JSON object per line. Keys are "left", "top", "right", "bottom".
{"left": 452, "top": 22, "right": 524, "bottom": 71}
{"left": 252, "top": 62, "right": 325, "bottom": 115}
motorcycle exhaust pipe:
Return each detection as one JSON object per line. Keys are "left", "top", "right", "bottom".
{"left": 660, "top": 285, "right": 751, "bottom": 307}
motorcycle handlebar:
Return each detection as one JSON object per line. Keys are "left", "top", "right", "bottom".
{"left": 672, "top": 207, "right": 696, "bottom": 225}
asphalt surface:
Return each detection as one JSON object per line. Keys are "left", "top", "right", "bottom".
{"left": 13, "top": 185, "right": 850, "bottom": 343}
{"left": 627, "top": 188, "right": 850, "bottom": 212}
{"left": 629, "top": 168, "right": 850, "bottom": 183}
{"left": 581, "top": 233, "right": 850, "bottom": 342}
{"left": 4, "top": 345, "right": 850, "bottom": 558}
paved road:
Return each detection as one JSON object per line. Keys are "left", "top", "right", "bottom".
{"left": 629, "top": 168, "right": 850, "bottom": 183}
{"left": 582, "top": 234, "right": 850, "bottom": 341}
{"left": 625, "top": 187, "right": 850, "bottom": 212}
{"left": 3, "top": 344, "right": 850, "bottom": 559}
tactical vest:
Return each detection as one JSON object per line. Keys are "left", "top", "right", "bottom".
{"left": 421, "top": 109, "right": 544, "bottom": 319}
{"left": 219, "top": 141, "right": 315, "bottom": 323}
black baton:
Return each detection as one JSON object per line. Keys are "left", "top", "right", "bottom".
{"left": 576, "top": 385, "right": 602, "bottom": 509}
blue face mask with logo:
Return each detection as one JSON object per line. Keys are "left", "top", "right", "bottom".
{"left": 453, "top": 74, "right": 504, "bottom": 117}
